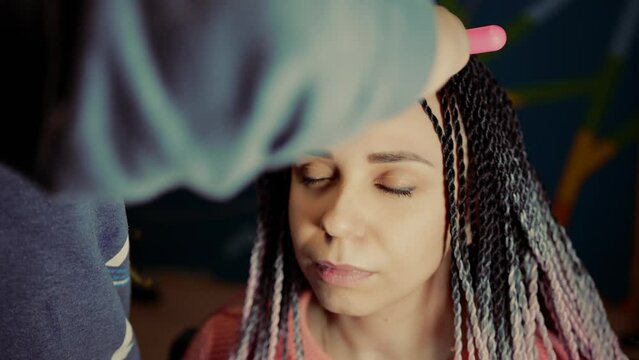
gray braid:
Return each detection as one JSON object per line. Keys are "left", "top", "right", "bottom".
{"left": 420, "top": 56, "right": 625, "bottom": 360}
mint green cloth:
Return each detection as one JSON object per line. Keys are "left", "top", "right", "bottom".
{"left": 49, "top": 0, "right": 436, "bottom": 202}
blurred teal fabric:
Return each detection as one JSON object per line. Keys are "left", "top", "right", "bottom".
{"left": 47, "top": 0, "right": 436, "bottom": 203}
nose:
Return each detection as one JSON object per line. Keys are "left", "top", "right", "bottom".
{"left": 319, "top": 185, "right": 365, "bottom": 242}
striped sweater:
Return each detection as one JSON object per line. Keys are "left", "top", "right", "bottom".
{"left": 184, "top": 291, "right": 570, "bottom": 360}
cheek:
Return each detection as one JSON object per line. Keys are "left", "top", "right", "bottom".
{"left": 288, "top": 186, "right": 319, "bottom": 251}
{"left": 381, "top": 191, "right": 448, "bottom": 282}
{"left": 393, "top": 214, "right": 445, "bottom": 266}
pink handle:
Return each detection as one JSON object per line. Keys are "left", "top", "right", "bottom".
{"left": 467, "top": 25, "right": 507, "bottom": 55}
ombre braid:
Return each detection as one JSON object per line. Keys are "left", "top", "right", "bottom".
{"left": 233, "top": 56, "right": 625, "bottom": 359}
{"left": 422, "top": 57, "right": 625, "bottom": 360}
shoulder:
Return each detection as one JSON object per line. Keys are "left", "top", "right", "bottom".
{"left": 182, "top": 290, "right": 245, "bottom": 360}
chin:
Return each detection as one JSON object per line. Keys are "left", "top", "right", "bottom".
{"left": 311, "top": 283, "right": 376, "bottom": 317}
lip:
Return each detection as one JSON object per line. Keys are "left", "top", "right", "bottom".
{"left": 314, "top": 261, "right": 375, "bottom": 287}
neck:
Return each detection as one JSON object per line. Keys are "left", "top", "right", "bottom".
{"left": 308, "top": 256, "right": 455, "bottom": 360}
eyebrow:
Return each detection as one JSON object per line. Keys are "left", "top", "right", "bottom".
{"left": 304, "top": 151, "right": 434, "bottom": 167}
{"left": 368, "top": 152, "right": 434, "bottom": 167}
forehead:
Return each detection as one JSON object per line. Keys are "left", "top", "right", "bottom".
{"left": 328, "top": 102, "right": 444, "bottom": 166}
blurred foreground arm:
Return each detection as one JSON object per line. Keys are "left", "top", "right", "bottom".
{"left": 41, "top": 0, "right": 451, "bottom": 202}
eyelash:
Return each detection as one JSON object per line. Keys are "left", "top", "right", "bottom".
{"left": 375, "top": 184, "right": 414, "bottom": 198}
{"left": 299, "top": 176, "right": 414, "bottom": 198}
{"left": 300, "top": 176, "right": 331, "bottom": 186}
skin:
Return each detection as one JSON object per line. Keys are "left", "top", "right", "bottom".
{"left": 422, "top": 6, "right": 470, "bottom": 100}
{"left": 288, "top": 96, "right": 458, "bottom": 360}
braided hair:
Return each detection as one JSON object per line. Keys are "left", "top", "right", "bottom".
{"left": 232, "top": 57, "right": 626, "bottom": 360}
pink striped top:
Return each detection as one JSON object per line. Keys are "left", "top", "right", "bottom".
{"left": 184, "top": 291, "right": 569, "bottom": 359}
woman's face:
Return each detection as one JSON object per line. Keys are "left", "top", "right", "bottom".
{"left": 289, "top": 100, "right": 450, "bottom": 316}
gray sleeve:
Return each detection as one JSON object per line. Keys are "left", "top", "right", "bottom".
{"left": 48, "top": 0, "right": 436, "bottom": 201}
{"left": 0, "top": 164, "right": 140, "bottom": 360}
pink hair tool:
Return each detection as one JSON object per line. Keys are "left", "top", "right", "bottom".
{"left": 467, "top": 25, "right": 507, "bottom": 54}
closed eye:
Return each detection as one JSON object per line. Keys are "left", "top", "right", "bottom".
{"left": 375, "top": 184, "right": 414, "bottom": 198}
{"left": 300, "top": 176, "right": 333, "bottom": 187}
